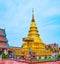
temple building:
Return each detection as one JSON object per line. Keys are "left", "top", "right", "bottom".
{"left": 21, "top": 10, "right": 52, "bottom": 59}
{"left": 46, "top": 43, "right": 59, "bottom": 52}
{"left": 0, "top": 29, "right": 8, "bottom": 47}
{"left": 0, "top": 29, "right": 9, "bottom": 55}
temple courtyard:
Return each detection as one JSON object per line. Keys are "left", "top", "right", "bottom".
{"left": 0, "top": 59, "right": 60, "bottom": 64}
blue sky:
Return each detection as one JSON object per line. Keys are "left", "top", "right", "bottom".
{"left": 0, "top": 0, "right": 60, "bottom": 47}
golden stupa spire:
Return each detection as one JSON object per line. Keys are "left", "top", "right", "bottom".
{"left": 28, "top": 9, "right": 40, "bottom": 38}
{"left": 31, "top": 9, "right": 35, "bottom": 22}
{"left": 30, "top": 9, "right": 36, "bottom": 27}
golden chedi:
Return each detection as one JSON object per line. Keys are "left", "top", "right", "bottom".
{"left": 21, "top": 10, "right": 52, "bottom": 59}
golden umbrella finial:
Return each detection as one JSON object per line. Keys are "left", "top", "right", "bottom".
{"left": 32, "top": 8, "right": 34, "bottom": 19}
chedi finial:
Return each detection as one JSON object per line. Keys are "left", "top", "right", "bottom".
{"left": 32, "top": 8, "right": 34, "bottom": 19}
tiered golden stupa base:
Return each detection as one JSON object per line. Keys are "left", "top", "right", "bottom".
{"left": 21, "top": 37, "right": 52, "bottom": 58}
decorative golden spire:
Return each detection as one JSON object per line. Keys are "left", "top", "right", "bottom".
{"left": 27, "top": 9, "right": 40, "bottom": 38}
{"left": 30, "top": 9, "right": 36, "bottom": 27}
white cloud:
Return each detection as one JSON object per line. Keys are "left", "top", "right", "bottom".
{"left": 41, "top": 7, "right": 60, "bottom": 18}
{"left": 42, "top": 24, "right": 60, "bottom": 30}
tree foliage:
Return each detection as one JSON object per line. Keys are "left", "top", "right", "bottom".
{"left": 57, "top": 53, "right": 60, "bottom": 58}
{"left": 2, "top": 52, "right": 8, "bottom": 59}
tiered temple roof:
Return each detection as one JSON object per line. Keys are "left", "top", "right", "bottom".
{"left": 0, "top": 29, "right": 8, "bottom": 47}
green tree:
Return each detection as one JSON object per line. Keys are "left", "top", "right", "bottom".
{"left": 57, "top": 54, "right": 60, "bottom": 58}
{"left": 46, "top": 45, "right": 51, "bottom": 50}
{"left": 2, "top": 52, "right": 8, "bottom": 59}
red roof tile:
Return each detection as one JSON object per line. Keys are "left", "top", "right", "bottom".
{"left": 0, "top": 30, "right": 4, "bottom": 35}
